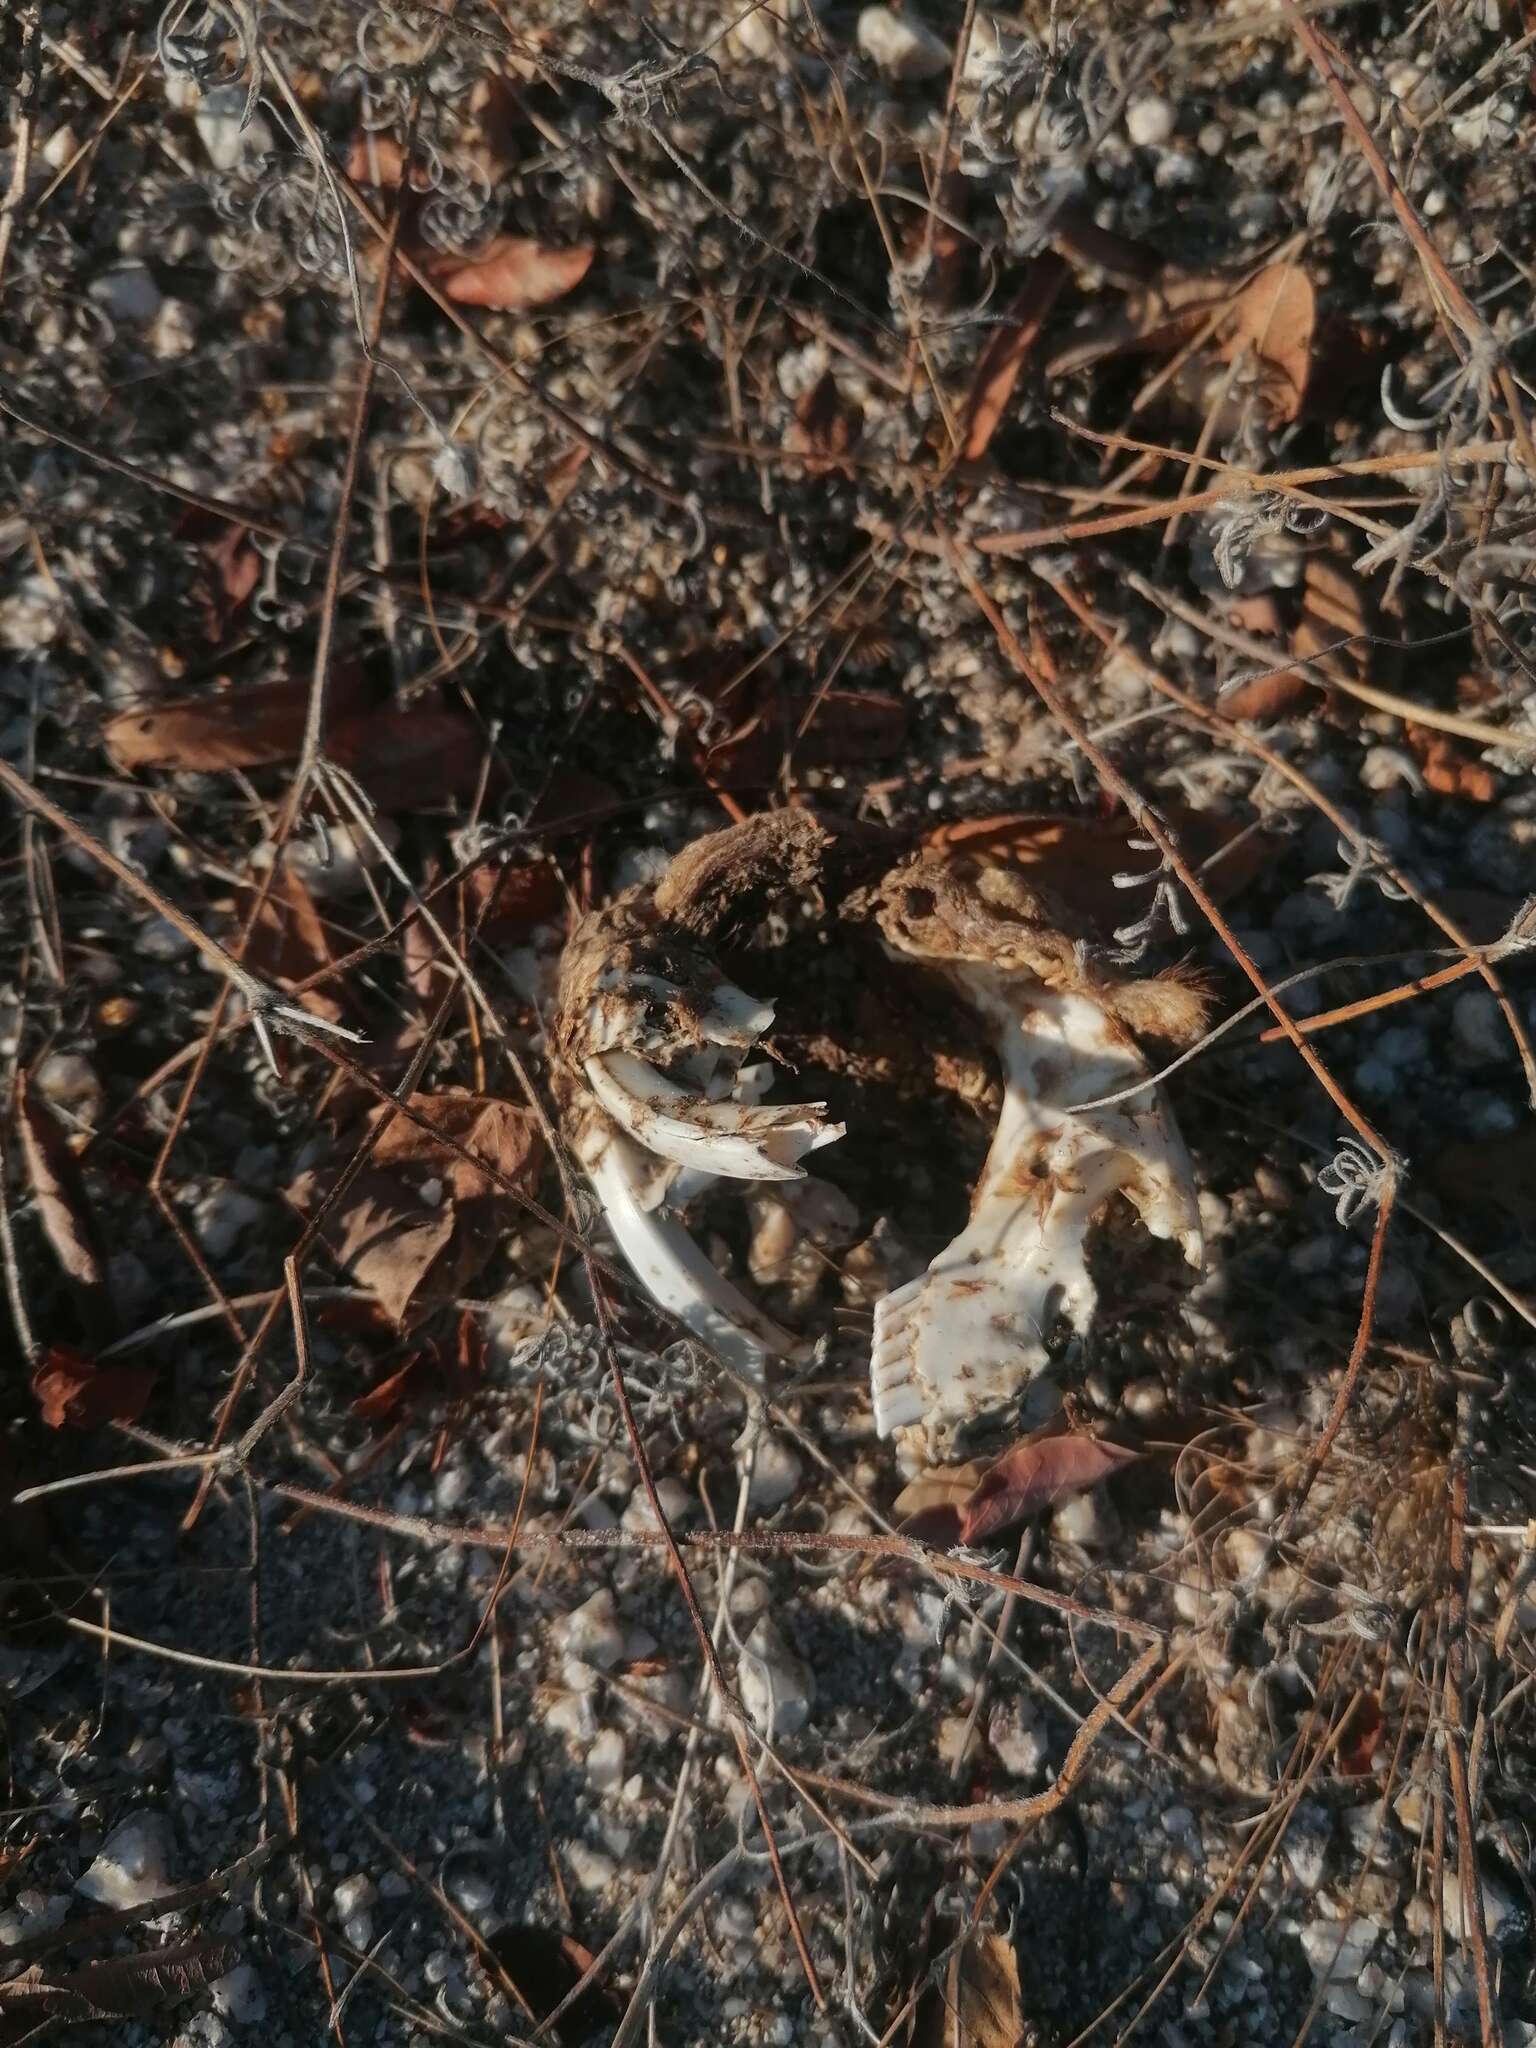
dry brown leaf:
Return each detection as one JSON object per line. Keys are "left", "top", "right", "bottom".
{"left": 104, "top": 667, "right": 370, "bottom": 774}
{"left": 1045, "top": 273, "right": 1231, "bottom": 379}
{"left": 1404, "top": 722, "right": 1498, "bottom": 802}
{"left": 1338, "top": 1691, "right": 1383, "bottom": 1777}
{"left": 0, "top": 1939, "right": 242, "bottom": 2027}
{"left": 1218, "top": 262, "right": 1315, "bottom": 421}
{"left": 893, "top": 1461, "right": 989, "bottom": 1520}
{"left": 352, "top": 1309, "right": 488, "bottom": 1422}
{"left": 427, "top": 236, "right": 593, "bottom": 311}
{"left": 467, "top": 858, "right": 566, "bottom": 938}
{"left": 786, "top": 370, "right": 863, "bottom": 477}
{"left": 31, "top": 1345, "right": 156, "bottom": 1431}
{"left": 942, "top": 1931, "right": 1024, "bottom": 2048}
{"left": 244, "top": 867, "right": 344, "bottom": 1024}
{"left": 368, "top": 1090, "right": 543, "bottom": 1206}
{"left": 331, "top": 704, "right": 488, "bottom": 811}
{"left": 961, "top": 1434, "right": 1139, "bottom": 1545}
{"left": 289, "top": 1168, "right": 458, "bottom": 1328}
{"left": 16, "top": 1073, "right": 106, "bottom": 1294}
{"left": 293, "top": 1094, "right": 543, "bottom": 1326}
{"left": 346, "top": 132, "right": 410, "bottom": 187}
{"left": 961, "top": 253, "right": 1068, "bottom": 462}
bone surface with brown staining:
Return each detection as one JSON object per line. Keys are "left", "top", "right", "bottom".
{"left": 551, "top": 814, "right": 844, "bottom": 1379}
{"left": 866, "top": 849, "right": 1207, "bottom": 1467}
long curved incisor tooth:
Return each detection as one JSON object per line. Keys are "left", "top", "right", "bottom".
{"left": 587, "top": 1132, "right": 800, "bottom": 1383}
{"left": 584, "top": 1049, "right": 843, "bottom": 1182}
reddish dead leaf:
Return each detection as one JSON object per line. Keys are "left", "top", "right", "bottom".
{"left": 426, "top": 236, "right": 593, "bottom": 311}
{"left": 346, "top": 132, "right": 410, "bottom": 187}
{"left": 798, "top": 688, "right": 909, "bottom": 764}
{"left": 331, "top": 704, "right": 488, "bottom": 811}
{"left": 351, "top": 1348, "right": 434, "bottom": 1421}
{"left": 1045, "top": 273, "right": 1232, "bottom": 379}
{"left": 465, "top": 857, "right": 566, "bottom": 938}
{"left": 288, "top": 1167, "right": 457, "bottom": 1328}
{"left": 368, "top": 1090, "right": 543, "bottom": 1203}
{"left": 894, "top": 1503, "right": 964, "bottom": 1550}
{"left": 103, "top": 666, "right": 370, "bottom": 773}
{"left": 16, "top": 1073, "right": 107, "bottom": 1293}
{"left": 960, "top": 1434, "right": 1139, "bottom": 1546}
{"left": 1049, "top": 203, "right": 1165, "bottom": 286}
{"left": 465, "top": 74, "right": 524, "bottom": 178}
{"left": 915, "top": 1928, "right": 1024, "bottom": 2048}
{"left": 1219, "top": 594, "right": 1311, "bottom": 720}
{"left": 1337, "top": 1691, "right": 1383, "bottom": 1776}
{"left": 243, "top": 867, "right": 344, "bottom": 1024}
{"left": 524, "top": 769, "right": 623, "bottom": 834}
{"left": 1218, "top": 262, "right": 1315, "bottom": 422}
{"left": 1404, "top": 722, "right": 1498, "bottom": 803}
{"left": 960, "top": 253, "right": 1068, "bottom": 462}
{"left": 31, "top": 1345, "right": 155, "bottom": 1431}
{"left": 194, "top": 523, "right": 261, "bottom": 641}
{"left": 355, "top": 1309, "right": 490, "bottom": 1424}
{"left": 786, "top": 371, "right": 863, "bottom": 478}
{"left": 293, "top": 1096, "right": 543, "bottom": 1326}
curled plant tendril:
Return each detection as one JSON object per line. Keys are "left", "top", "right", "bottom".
{"left": 1210, "top": 493, "right": 1328, "bottom": 592}
{"left": 251, "top": 533, "right": 315, "bottom": 634}
{"left": 1308, "top": 834, "right": 1412, "bottom": 913}
{"left": 156, "top": 0, "right": 263, "bottom": 130}
{"left": 1317, "top": 1136, "right": 1400, "bottom": 1230}
{"left": 1109, "top": 834, "right": 1190, "bottom": 961}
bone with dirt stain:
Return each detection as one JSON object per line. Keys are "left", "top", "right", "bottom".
{"left": 551, "top": 814, "right": 844, "bottom": 1380}
{"left": 866, "top": 849, "right": 1207, "bottom": 1466}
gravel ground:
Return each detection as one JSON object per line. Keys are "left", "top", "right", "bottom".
{"left": 3, "top": 3, "right": 1536, "bottom": 2044}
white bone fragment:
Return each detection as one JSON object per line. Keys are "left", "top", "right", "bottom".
{"left": 584, "top": 1049, "right": 842, "bottom": 1181}
{"left": 553, "top": 815, "right": 842, "bottom": 1377}
{"left": 871, "top": 970, "right": 1200, "bottom": 1445}
{"left": 867, "top": 853, "right": 1205, "bottom": 1462}
{"left": 587, "top": 1130, "right": 799, "bottom": 1383}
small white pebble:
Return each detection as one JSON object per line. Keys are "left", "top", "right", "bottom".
{"left": 332, "top": 1874, "right": 375, "bottom": 1920}
{"left": 743, "top": 1431, "right": 802, "bottom": 1511}
{"left": 138, "top": 915, "right": 196, "bottom": 962}
{"left": 1126, "top": 95, "right": 1175, "bottom": 147}
{"left": 193, "top": 83, "right": 276, "bottom": 171}
{"left": 447, "top": 1868, "right": 496, "bottom": 1916}
{"left": 856, "top": 5, "right": 951, "bottom": 81}
{"left": 149, "top": 298, "right": 198, "bottom": 360}
{"left": 76, "top": 1812, "right": 177, "bottom": 1910}
{"left": 564, "top": 1841, "right": 617, "bottom": 1894}
{"left": 739, "top": 1615, "right": 814, "bottom": 1738}
{"left": 209, "top": 1962, "right": 266, "bottom": 2025}
{"left": 90, "top": 265, "right": 163, "bottom": 323}
{"left": 192, "top": 1186, "right": 266, "bottom": 1259}
{"left": 587, "top": 1727, "right": 627, "bottom": 1795}
{"left": 559, "top": 1588, "right": 627, "bottom": 1673}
